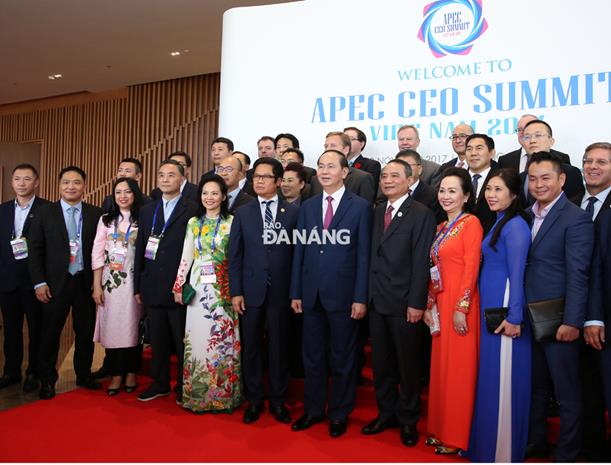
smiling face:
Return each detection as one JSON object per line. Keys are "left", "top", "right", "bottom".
{"left": 275, "top": 137, "right": 294, "bottom": 157}
{"left": 281, "top": 169, "right": 304, "bottom": 201}
{"left": 465, "top": 137, "right": 494, "bottom": 173}
{"left": 397, "top": 127, "right": 420, "bottom": 151}
{"left": 484, "top": 176, "right": 515, "bottom": 212}
{"left": 317, "top": 151, "right": 348, "bottom": 193}
{"left": 583, "top": 147, "right": 611, "bottom": 194}
{"left": 201, "top": 180, "right": 225, "bottom": 213}
{"left": 114, "top": 180, "right": 135, "bottom": 211}
{"left": 380, "top": 162, "right": 410, "bottom": 203}
{"left": 59, "top": 170, "right": 86, "bottom": 203}
{"left": 12, "top": 168, "right": 39, "bottom": 199}
{"left": 527, "top": 160, "right": 565, "bottom": 208}
{"left": 451, "top": 124, "right": 474, "bottom": 157}
{"left": 438, "top": 175, "right": 469, "bottom": 217}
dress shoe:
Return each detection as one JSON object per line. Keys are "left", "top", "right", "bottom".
{"left": 137, "top": 386, "right": 170, "bottom": 402}
{"left": 400, "top": 425, "right": 419, "bottom": 447}
{"left": 243, "top": 404, "right": 263, "bottom": 424}
{"left": 435, "top": 446, "right": 460, "bottom": 455}
{"left": 271, "top": 404, "right": 291, "bottom": 424}
{"left": 76, "top": 377, "right": 101, "bottom": 390}
{"left": 525, "top": 442, "right": 551, "bottom": 458}
{"left": 124, "top": 383, "right": 138, "bottom": 394}
{"left": 329, "top": 419, "right": 348, "bottom": 438}
{"left": 361, "top": 416, "right": 399, "bottom": 435}
{"left": 107, "top": 387, "right": 120, "bottom": 396}
{"left": 291, "top": 414, "right": 325, "bottom": 431}
{"left": 91, "top": 367, "right": 109, "bottom": 380}
{"left": 22, "top": 374, "right": 39, "bottom": 393}
{"left": 39, "top": 383, "right": 55, "bottom": 400}
{"left": 0, "top": 375, "right": 21, "bottom": 389}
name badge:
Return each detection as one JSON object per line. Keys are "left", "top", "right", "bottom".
{"left": 200, "top": 260, "right": 217, "bottom": 284}
{"left": 109, "top": 246, "right": 127, "bottom": 271}
{"left": 430, "top": 264, "right": 443, "bottom": 293}
{"left": 69, "top": 240, "right": 79, "bottom": 263}
{"left": 10, "top": 237, "right": 28, "bottom": 260}
{"left": 145, "top": 236, "right": 161, "bottom": 260}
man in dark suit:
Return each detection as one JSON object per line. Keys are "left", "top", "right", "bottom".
{"left": 257, "top": 135, "right": 276, "bottom": 159}
{"left": 524, "top": 152, "right": 594, "bottom": 462}
{"left": 396, "top": 124, "right": 440, "bottom": 185}
{"left": 574, "top": 142, "right": 611, "bottom": 460}
{"left": 498, "top": 114, "right": 571, "bottom": 172}
{"left": 344, "top": 126, "right": 382, "bottom": 192}
{"left": 151, "top": 151, "right": 199, "bottom": 204}
{"left": 465, "top": 134, "right": 500, "bottom": 232}
{"left": 218, "top": 156, "right": 254, "bottom": 214}
{"left": 229, "top": 158, "right": 299, "bottom": 425}
{"left": 280, "top": 162, "right": 308, "bottom": 206}
{"left": 310, "top": 132, "right": 375, "bottom": 203}
{"left": 28, "top": 166, "right": 102, "bottom": 399}
{"left": 101, "top": 157, "right": 151, "bottom": 213}
{"left": 233, "top": 151, "right": 255, "bottom": 196}
{"left": 362, "top": 159, "right": 436, "bottom": 447}
{"left": 519, "top": 120, "right": 584, "bottom": 206}
{"left": 290, "top": 149, "right": 372, "bottom": 438}
{"left": 280, "top": 148, "right": 317, "bottom": 184}
{"left": 0, "top": 164, "right": 50, "bottom": 392}
{"left": 134, "top": 159, "right": 199, "bottom": 403}
{"left": 434, "top": 123, "right": 474, "bottom": 181}
{"left": 200, "top": 137, "right": 235, "bottom": 180}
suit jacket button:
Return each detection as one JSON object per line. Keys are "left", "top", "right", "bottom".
{"left": 319, "top": 250, "right": 324, "bottom": 254}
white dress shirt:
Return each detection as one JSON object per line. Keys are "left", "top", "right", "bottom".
{"left": 258, "top": 195, "right": 279, "bottom": 224}
{"left": 468, "top": 166, "right": 491, "bottom": 199}
{"left": 580, "top": 185, "right": 611, "bottom": 221}
{"left": 13, "top": 197, "right": 35, "bottom": 237}
{"left": 386, "top": 192, "right": 410, "bottom": 220}
{"left": 322, "top": 186, "right": 346, "bottom": 224}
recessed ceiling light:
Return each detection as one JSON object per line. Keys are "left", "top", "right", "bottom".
{"left": 170, "top": 49, "right": 190, "bottom": 57}
{"left": 48, "top": 74, "right": 63, "bottom": 80}
{"left": 170, "top": 51, "right": 181, "bottom": 56}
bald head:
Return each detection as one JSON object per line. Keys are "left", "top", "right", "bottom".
{"left": 517, "top": 114, "right": 538, "bottom": 150}
{"left": 451, "top": 124, "right": 474, "bottom": 158}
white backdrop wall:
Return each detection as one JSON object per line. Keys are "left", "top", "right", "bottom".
{"left": 219, "top": 0, "right": 611, "bottom": 167}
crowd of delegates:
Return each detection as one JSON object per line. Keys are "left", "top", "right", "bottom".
{"left": 0, "top": 115, "right": 610, "bottom": 462}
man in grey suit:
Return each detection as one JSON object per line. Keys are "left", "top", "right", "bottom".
{"left": 396, "top": 125, "right": 440, "bottom": 185}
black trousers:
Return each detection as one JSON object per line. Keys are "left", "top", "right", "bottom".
{"left": 580, "top": 341, "right": 607, "bottom": 458}
{"left": 38, "top": 273, "right": 96, "bottom": 384}
{"left": 147, "top": 305, "right": 185, "bottom": 393}
{"left": 106, "top": 346, "right": 140, "bottom": 376}
{"left": 0, "top": 288, "right": 42, "bottom": 378}
{"left": 369, "top": 307, "right": 424, "bottom": 427}
{"left": 241, "top": 291, "right": 290, "bottom": 409}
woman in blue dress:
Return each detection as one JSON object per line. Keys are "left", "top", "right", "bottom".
{"left": 466, "top": 168, "right": 532, "bottom": 462}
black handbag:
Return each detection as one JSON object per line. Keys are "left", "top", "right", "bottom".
{"left": 527, "top": 297, "right": 565, "bottom": 343}
{"left": 484, "top": 307, "right": 508, "bottom": 334}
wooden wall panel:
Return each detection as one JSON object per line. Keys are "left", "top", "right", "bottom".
{"left": 0, "top": 73, "right": 220, "bottom": 205}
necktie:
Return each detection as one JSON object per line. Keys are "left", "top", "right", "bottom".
{"left": 67, "top": 207, "right": 79, "bottom": 275}
{"left": 263, "top": 200, "right": 274, "bottom": 227}
{"left": 585, "top": 196, "right": 598, "bottom": 218}
{"left": 384, "top": 205, "right": 394, "bottom": 232}
{"left": 323, "top": 196, "right": 334, "bottom": 229}
{"left": 407, "top": 188, "right": 412, "bottom": 197}
{"left": 472, "top": 174, "right": 481, "bottom": 196}
{"left": 457, "top": 159, "right": 465, "bottom": 168}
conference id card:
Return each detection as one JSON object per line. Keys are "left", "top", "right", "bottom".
{"left": 69, "top": 240, "right": 79, "bottom": 264}
{"left": 108, "top": 247, "right": 127, "bottom": 271}
{"left": 145, "top": 236, "right": 160, "bottom": 260}
{"left": 10, "top": 237, "right": 28, "bottom": 260}
{"left": 430, "top": 264, "right": 443, "bottom": 293}
{"left": 200, "top": 260, "right": 216, "bottom": 284}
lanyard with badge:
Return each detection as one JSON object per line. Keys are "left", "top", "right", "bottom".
{"left": 145, "top": 201, "right": 171, "bottom": 260}
{"left": 429, "top": 212, "right": 464, "bottom": 293}
{"left": 69, "top": 212, "right": 83, "bottom": 264}
{"left": 197, "top": 216, "right": 221, "bottom": 284}
{"left": 10, "top": 204, "right": 29, "bottom": 260}
{"left": 109, "top": 218, "right": 133, "bottom": 271}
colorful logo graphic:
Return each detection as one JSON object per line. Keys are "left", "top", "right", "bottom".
{"left": 418, "top": 0, "right": 488, "bottom": 58}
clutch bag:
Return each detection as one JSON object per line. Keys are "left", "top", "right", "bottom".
{"left": 182, "top": 283, "right": 196, "bottom": 305}
{"left": 527, "top": 297, "right": 565, "bottom": 343}
{"left": 484, "top": 307, "right": 508, "bottom": 334}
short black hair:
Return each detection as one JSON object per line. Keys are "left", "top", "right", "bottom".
{"left": 253, "top": 157, "right": 284, "bottom": 179}
{"left": 386, "top": 158, "right": 412, "bottom": 178}
{"left": 396, "top": 149, "right": 422, "bottom": 164}
{"left": 59, "top": 165, "right": 87, "bottom": 181}
{"left": 317, "top": 150, "right": 349, "bottom": 169}
{"left": 526, "top": 151, "right": 563, "bottom": 174}
{"left": 12, "top": 163, "right": 39, "bottom": 178}
{"left": 344, "top": 126, "right": 367, "bottom": 149}
{"left": 275, "top": 133, "right": 300, "bottom": 149}
{"left": 119, "top": 157, "right": 143, "bottom": 174}
{"left": 439, "top": 167, "right": 475, "bottom": 212}
{"left": 283, "top": 147, "right": 305, "bottom": 163}
{"left": 212, "top": 137, "right": 234, "bottom": 152}
{"left": 284, "top": 162, "right": 306, "bottom": 183}
{"left": 169, "top": 151, "right": 192, "bottom": 167}
{"left": 233, "top": 151, "right": 251, "bottom": 167}
{"left": 466, "top": 133, "right": 495, "bottom": 151}
{"left": 159, "top": 159, "right": 185, "bottom": 176}
{"left": 523, "top": 119, "right": 553, "bottom": 137}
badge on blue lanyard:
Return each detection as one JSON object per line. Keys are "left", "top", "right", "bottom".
{"left": 109, "top": 218, "right": 132, "bottom": 271}
{"left": 145, "top": 201, "right": 171, "bottom": 261}
{"left": 198, "top": 216, "right": 221, "bottom": 284}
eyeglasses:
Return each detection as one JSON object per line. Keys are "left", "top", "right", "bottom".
{"left": 520, "top": 133, "right": 550, "bottom": 143}
{"left": 449, "top": 133, "right": 469, "bottom": 141}
{"left": 216, "top": 166, "right": 235, "bottom": 174}
{"left": 513, "top": 127, "right": 525, "bottom": 134}
{"left": 583, "top": 158, "right": 610, "bottom": 167}
{"left": 253, "top": 174, "right": 276, "bottom": 182}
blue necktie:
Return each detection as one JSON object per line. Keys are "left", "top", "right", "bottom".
{"left": 585, "top": 197, "right": 598, "bottom": 218}
{"left": 263, "top": 200, "right": 274, "bottom": 285}
{"left": 67, "top": 207, "right": 81, "bottom": 275}
{"left": 472, "top": 174, "right": 481, "bottom": 197}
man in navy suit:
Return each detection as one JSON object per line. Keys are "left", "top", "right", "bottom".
{"left": 229, "top": 158, "right": 299, "bottom": 425}
{"left": 0, "top": 164, "right": 50, "bottom": 392}
{"left": 200, "top": 137, "right": 234, "bottom": 181}
{"left": 151, "top": 151, "right": 199, "bottom": 204}
{"left": 290, "top": 149, "right": 372, "bottom": 438}
{"left": 344, "top": 126, "right": 382, "bottom": 192}
{"left": 524, "top": 152, "right": 594, "bottom": 462}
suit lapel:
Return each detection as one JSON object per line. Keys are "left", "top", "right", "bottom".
{"left": 531, "top": 196, "right": 567, "bottom": 249}
{"left": 381, "top": 198, "right": 411, "bottom": 243}
{"left": 54, "top": 202, "right": 69, "bottom": 243}
{"left": 164, "top": 197, "right": 187, "bottom": 230}
{"left": 329, "top": 190, "right": 352, "bottom": 229}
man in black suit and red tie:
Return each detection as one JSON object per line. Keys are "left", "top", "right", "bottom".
{"left": 362, "top": 159, "right": 436, "bottom": 447}
{"left": 28, "top": 166, "right": 102, "bottom": 399}
{"left": 0, "top": 164, "right": 50, "bottom": 392}
{"left": 344, "top": 126, "right": 382, "bottom": 192}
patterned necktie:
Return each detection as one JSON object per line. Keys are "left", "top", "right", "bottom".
{"left": 472, "top": 174, "right": 481, "bottom": 196}
{"left": 457, "top": 159, "right": 465, "bottom": 168}
{"left": 407, "top": 188, "right": 412, "bottom": 197}
{"left": 263, "top": 200, "right": 274, "bottom": 227}
{"left": 384, "top": 205, "right": 394, "bottom": 232}
{"left": 323, "top": 196, "right": 334, "bottom": 229}
{"left": 585, "top": 196, "right": 598, "bottom": 218}
{"left": 67, "top": 207, "right": 79, "bottom": 275}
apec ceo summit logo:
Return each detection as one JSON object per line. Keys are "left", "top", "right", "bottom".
{"left": 417, "top": 0, "right": 488, "bottom": 58}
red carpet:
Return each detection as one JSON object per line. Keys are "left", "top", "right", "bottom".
{"left": 0, "top": 376, "right": 468, "bottom": 462}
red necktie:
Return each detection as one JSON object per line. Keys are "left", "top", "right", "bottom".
{"left": 323, "top": 196, "right": 334, "bottom": 229}
{"left": 457, "top": 159, "right": 465, "bottom": 168}
{"left": 384, "top": 205, "right": 394, "bottom": 232}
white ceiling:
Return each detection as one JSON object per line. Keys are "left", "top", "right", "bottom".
{"left": 0, "top": 0, "right": 296, "bottom": 105}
